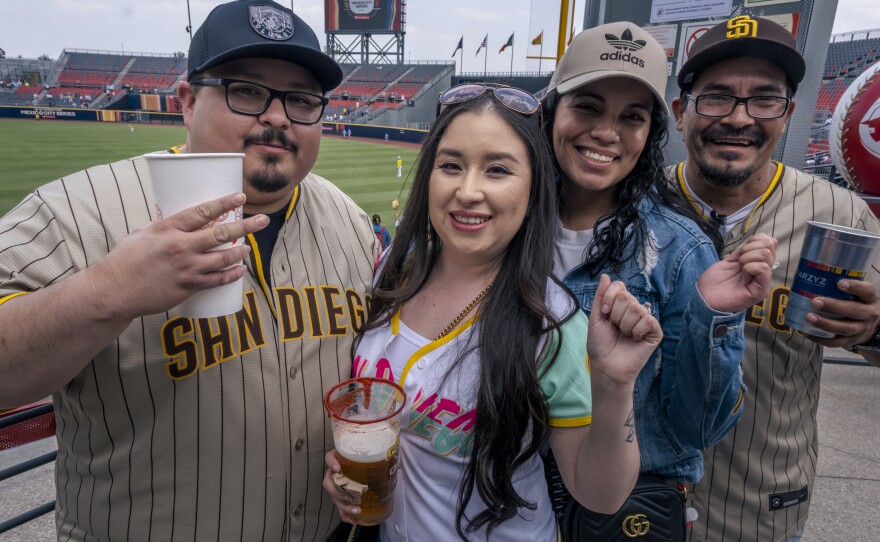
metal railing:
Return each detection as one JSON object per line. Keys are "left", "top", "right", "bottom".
{"left": 0, "top": 403, "right": 56, "bottom": 535}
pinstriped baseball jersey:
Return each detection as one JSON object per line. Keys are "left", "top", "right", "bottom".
{"left": 0, "top": 156, "right": 379, "bottom": 542}
{"left": 669, "top": 162, "right": 880, "bottom": 542}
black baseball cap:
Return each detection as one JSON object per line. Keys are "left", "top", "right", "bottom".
{"left": 678, "top": 15, "right": 806, "bottom": 93}
{"left": 188, "top": 0, "right": 343, "bottom": 92}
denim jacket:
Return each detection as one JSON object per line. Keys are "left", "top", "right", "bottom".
{"left": 557, "top": 196, "right": 746, "bottom": 483}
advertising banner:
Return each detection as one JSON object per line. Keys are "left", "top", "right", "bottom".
{"left": 325, "top": 0, "right": 402, "bottom": 33}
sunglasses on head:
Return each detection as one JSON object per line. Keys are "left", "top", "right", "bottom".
{"left": 436, "top": 84, "right": 540, "bottom": 117}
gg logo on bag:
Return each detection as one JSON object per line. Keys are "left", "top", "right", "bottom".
{"left": 622, "top": 513, "right": 650, "bottom": 537}
{"left": 726, "top": 15, "right": 758, "bottom": 39}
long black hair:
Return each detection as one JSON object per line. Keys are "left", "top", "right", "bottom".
{"left": 542, "top": 89, "right": 721, "bottom": 277}
{"left": 354, "top": 90, "right": 570, "bottom": 539}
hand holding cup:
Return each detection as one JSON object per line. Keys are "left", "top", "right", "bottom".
{"left": 91, "top": 191, "right": 268, "bottom": 321}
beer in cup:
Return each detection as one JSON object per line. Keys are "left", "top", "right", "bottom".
{"left": 324, "top": 377, "right": 405, "bottom": 525}
{"left": 785, "top": 221, "right": 880, "bottom": 337}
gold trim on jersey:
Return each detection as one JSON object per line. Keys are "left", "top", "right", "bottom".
{"left": 550, "top": 414, "right": 593, "bottom": 427}
{"left": 675, "top": 161, "right": 784, "bottom": 234}
{"left": 0, "top": 292, "right": 28, "bottom": 306}
{"left": 286, "top": 184, "right": 301, "bottom": 220}
{"left": 392, "top": 309, "right": 479, "bottom": 387}
{"left": 246, "top": 185, "right": 300, "bottom": 321}
{"left": 169, "top": 145, "right": 184, "bottom": 154}
{"left": 247, "top": 232, "right": 278, "bottom": 320}
{"left": 731, "top": 387, "right": 745, "bottom": 415}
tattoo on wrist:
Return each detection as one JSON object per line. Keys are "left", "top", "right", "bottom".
{"left": 625, "top": 410, "right": 635, "bottom": 443}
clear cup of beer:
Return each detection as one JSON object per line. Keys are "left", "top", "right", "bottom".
{"left": 324, "top": 377, "right": 406, "bottom": 526}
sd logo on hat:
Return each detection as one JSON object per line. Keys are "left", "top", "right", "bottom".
{"left": 678, "top": 15, "right": 805, "bottom": 92}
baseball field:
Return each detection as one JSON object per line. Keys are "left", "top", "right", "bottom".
{"left": 0, "top": 119, "right": 419, "bottom": 223}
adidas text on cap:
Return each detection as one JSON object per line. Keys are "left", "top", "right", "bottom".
{"left": 678, "top": 15, "right": 805, "bottom": 92}
{"left": 188, "top": 0, "right": 343, "bottom": 92}
{"left": 548, "top": 22, "right": 670, "bottom": 116}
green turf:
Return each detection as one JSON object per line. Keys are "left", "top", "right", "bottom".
{"left": 0, "top": 119, "right": 418, "bottom": 226}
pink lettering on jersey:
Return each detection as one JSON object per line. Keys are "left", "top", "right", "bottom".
{"left": 374, "top": 358, "right": 394, "bottom": 381}
{"left": 447, "top": 409, "right": 477, "bottom": 432}
{"left": 406, "top": 386, "right": 476, "bottom": 458}
{"left": 414, "top": 392, "right": 438, "bottom": 413}
{"left": 427, "top": 398, "right": 462, "bottom": 424}
{"left": 351, "top": 355, "right": 397, "bottom": 381}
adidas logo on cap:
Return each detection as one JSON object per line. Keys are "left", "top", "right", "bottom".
{"left": 600, "top": 29, "right": 646, "bottom": 67}
{"left": 547, "top": 21, "right": 670, "bottom": 116}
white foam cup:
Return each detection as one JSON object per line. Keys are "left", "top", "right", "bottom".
{"left": 143, "top": 152, "right": 246, "bottom": 318}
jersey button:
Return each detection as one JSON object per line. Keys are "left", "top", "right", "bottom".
{"left": 289, "top": 367, "right": 299, "bottom": 379}
{"left": 294, "top": 504, "right": 303, "bottom": 516}
{"left": 713, "top": 324, "right": 730, "bottom": 338}
{"left": 417, "top": 360, "right": 426, "bottom": 369}
{"left": 295, "top": 438, "right": 304, "bottom": 451}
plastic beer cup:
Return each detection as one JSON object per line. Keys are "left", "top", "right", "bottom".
{"left": 324, "top": 377, "right": 406, "bottom": 526}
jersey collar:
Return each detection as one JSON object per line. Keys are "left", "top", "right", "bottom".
{"left": 675, "top": 161, "right": 784, "bottom": 235}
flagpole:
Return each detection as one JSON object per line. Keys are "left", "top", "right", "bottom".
{"left": 539, "top": 41, "right": 543, "bottom": 75}
{"left": 510, "top": 41, "right": 514, "bottom": 77}
{"left": 484, "top": 35, "right": 488, "bottom": 78}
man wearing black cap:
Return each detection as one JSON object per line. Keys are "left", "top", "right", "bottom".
{"left": 667, "top": 15, "right": 880, "bottom": 542}
{"left": 0, "top": 1, "right": 378, "bottom": 540}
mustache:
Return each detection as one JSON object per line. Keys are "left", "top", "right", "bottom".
{"left": 245, "top": 129, "right": 298, "bottom": 153}
{"left": 700, "top": 125, "right": 765, "bottom": 147}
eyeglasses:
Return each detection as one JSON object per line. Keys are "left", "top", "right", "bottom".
{"left": 437, "top": 84, "right": 540, "bottom": 117}
{"left": 687, "top": 93, "right": 790, "bottom": 119}
{"left": 190, "top": 78, "right": 329, "bottom": 125}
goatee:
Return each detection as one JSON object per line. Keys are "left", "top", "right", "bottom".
{"left": 696, "top": 125, "right": 765, "bottom": 187}
{"left": 244, "top": 129, "right": 298, "bottom": 193}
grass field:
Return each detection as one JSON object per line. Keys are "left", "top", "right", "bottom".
{"left": 0, "top": 119, "right": 419, "bottom": 223}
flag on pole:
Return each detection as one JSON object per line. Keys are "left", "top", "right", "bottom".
{"left": 531, "top": 31, "right": 543, "bottom": 46}
{"left": 499, "top": 33, "right": 514, "bottom": 53}
{"left": 475, "top": 34, "right": 487, "bottom": 56}
{"left": 452, "top": 37, "right": 463, "bottom": 57}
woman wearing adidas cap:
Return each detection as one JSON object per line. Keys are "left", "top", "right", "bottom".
{"left": 541, "top": 21, "right": 778, "bottom": 522}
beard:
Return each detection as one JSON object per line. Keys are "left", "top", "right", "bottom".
{"left": 695, "top": 125, "right": 766, "bottom": 187}
{"left": 244, "top": 129, "right": 298, "bottom": 194}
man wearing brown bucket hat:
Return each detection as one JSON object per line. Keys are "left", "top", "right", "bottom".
{"left": 668, "top": 15, "right": 880, "bottom": 542}
{"left": 0, "top": 1, "right": 378, "bottom": 541}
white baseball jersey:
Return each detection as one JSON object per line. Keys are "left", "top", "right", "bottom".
{"left": 352, "top": 280, "right": 592, "bottom": 542}
{"left": 0, "top": 156, "right": 379, "bottom": 541}
{"left": 670, "top": 163, "right": 880, "bottom": 542}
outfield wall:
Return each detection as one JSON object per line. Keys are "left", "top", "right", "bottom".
{"left": 1, "top": 105, "right": 428, "bottom": 143}
{"left": 322, "top": 121, "right": 427, "bottom": 144}
{"left": 0, "top": 105, "right": 184, "bottom": 124}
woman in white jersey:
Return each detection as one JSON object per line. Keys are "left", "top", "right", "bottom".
{"left": 323, "top": 84, "right": 663, "bottom": 541}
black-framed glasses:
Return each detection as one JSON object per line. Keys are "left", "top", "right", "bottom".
{"left": 190, "top": 78, "right": 329, "bottom": 125}
{"left": 437, "top": 84, "right": 540, "bottom": 117}
{"left": 687, "top": 93, "right": 790, "bottom": 119}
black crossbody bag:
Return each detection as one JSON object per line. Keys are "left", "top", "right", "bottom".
{"left": 544, "top": 451, "right": 687, "bottom": 541}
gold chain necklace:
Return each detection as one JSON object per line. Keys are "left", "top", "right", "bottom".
{"left": 434, "top": 282, "right": 493, "bottom": 341}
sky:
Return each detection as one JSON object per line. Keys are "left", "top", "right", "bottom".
{"left": 1, "top": 0, "right": 879, "bottom": 75}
